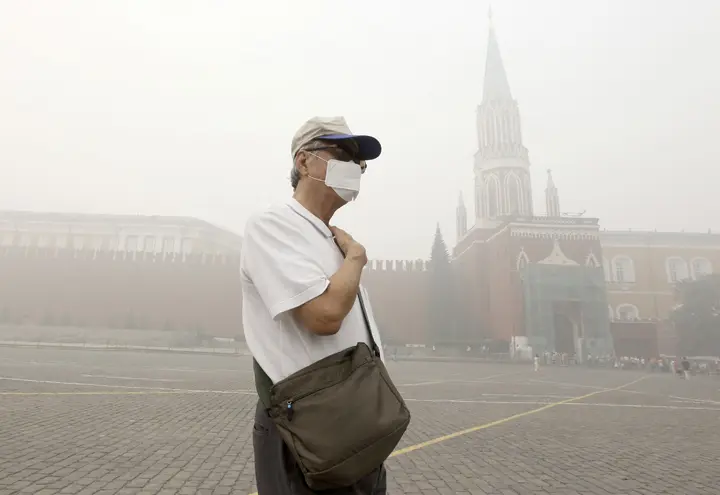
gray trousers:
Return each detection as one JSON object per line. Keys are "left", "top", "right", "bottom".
{"left": 253, "top": 401, "right": 387, "bottom": 494}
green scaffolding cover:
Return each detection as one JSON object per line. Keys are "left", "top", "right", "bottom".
{"left": 522, "top": 264, "right": 614, "bottom": 356}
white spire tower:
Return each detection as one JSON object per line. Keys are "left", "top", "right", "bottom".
{"left": 473, "top": 11, "right": 533, "bottom": 226}
{"left": 545, "top": 169, "right": 561, "bottom": 217}
{"left": 456, "top": 191, "right": 468, "bottom": 243}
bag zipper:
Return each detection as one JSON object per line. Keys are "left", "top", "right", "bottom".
{"left": 284, "top": 358, "right": 375, "bottom": 421}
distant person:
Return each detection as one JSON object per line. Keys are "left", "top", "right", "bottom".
{"left": 241, "top": 117, "right": 408, "bottom": 494}
{"left": 533, "top": 353, "right": 540, "bottom": 372}
{"left": 681, "top": 357, "right": 691, "bottom": 380}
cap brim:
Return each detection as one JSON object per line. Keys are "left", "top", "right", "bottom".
{"left": 319, "top": 134, "right": 382, "bottom": 161}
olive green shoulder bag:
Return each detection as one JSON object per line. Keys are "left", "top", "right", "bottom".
{"left": 252, "top": 291, "right": 410, "bottom": 491}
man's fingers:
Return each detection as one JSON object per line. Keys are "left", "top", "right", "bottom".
{"left": 330, "top": 226, "right": 351, "bottom": 241}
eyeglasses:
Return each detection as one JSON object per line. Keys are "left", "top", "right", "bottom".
{"left": 304, "top": 145, "right": 367, "bottom": 173}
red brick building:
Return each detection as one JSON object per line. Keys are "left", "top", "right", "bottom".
{"left": 440, "top": 21, "right": 614, "bottom": 359}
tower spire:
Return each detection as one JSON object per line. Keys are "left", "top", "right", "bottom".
{"left": 456, "top": 191, "right": 468, "bottom": 242}
{"left": 545, "top": 169, "right": 561, "bottom": 217}
{"left": 473, "top": 11, "right": 533, "bottom": 227}
{"left": 482, "top": 12, "right": 512, "bottom": 102}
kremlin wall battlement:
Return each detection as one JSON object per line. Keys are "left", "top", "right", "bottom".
{"left": 0, "top": 247, "right": 243, "bottom": 339}
{"left": 0, "top": 246, "right": 241, "bottom": 266}
{"left": 0, "top": 247, "right": 431, "bottom": 344}
{"left": 365, "top": 259, "right": 428, "bottom": 272}
{"left": 0, "top": 247, "right": 428, "bottom": 272}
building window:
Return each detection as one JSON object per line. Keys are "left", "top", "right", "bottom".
{"left": 144, "top": 236, "right": 156, "bottom": 253}
{"left": 181, "top": 238, "right": 193, "bottom": 255}
{"left": 612, "top": 256, "right": 635, "bottom": 283}
{"left": 506, "top": 174, "right": 522, "bottom": 215}
{"left": 690, "top": 257, "right": 713, "bottom": 280}
{"left": 586, "top": 253, "right": 600, "bottom": 268}
{"left": 666, "top": 257, "right": 689, "bottom": 283}
{"left": 0, "top": 232, "right": 14, "bottom": 247}
{"left": 516, "top": 250, "right": 529, "bottom": 271}
{"left": 523, "top": 175, "right": 532, "bottom": 215}
{"left": 617, "top": 304, "right": 639, "bottom": 321}
{"left": 125, "top": 236, "right": 138, "bottom": 252}
{"left": 485, "top": 175, "right": 500, "bottom": 218}
{"left": 163, "top": 237, "right": 175, "bottom": 254}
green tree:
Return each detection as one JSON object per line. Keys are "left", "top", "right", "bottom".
{"left": 671, "top": 274, "right": 720, "bottom": 356}
{"left": 430, "top": 223, "right": 451, "bottom": 268}
{"left": 427, "top": 224, "right": 455, "bottom": 345}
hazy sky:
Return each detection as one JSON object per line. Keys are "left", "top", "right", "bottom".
{"left": 2, "top": 0, "right": 719, "bottom": 260}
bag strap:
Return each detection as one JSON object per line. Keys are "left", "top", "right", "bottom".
{"left": 253, "top": 357, "right": 272, "bottom": 409}
{"left": 356, "top": 288, "right": 380, "bottom": 357}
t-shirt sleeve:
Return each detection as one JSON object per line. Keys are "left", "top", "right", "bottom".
{"left": 242, "top": 212, "right": 330, "bottom": 320}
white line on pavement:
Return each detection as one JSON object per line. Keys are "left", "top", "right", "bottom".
{"left": 668, "top": 395, "right": 720, "bottom": 405}
{"left": 528, "top": 379, "right": 608, "bottom": 390}
{"left": 80, "top": 374, "right": 183, "bottom": 383}
{"left": 156, "top": 367, "right": 247, "bottom": 374}
{"left": 480, "top": 393, "right": 576, "bottom": 399}
{"left": 404, "top": 397, "right": 720, "bottom": 411}
{"left": 566, "top": 402, "right": 720, "bottom": 411}
{"left": 0, "top": 376, "right": 255, "bottom": 395}
{"left": 398, "top": 372, "right": 515, "bottom": 387}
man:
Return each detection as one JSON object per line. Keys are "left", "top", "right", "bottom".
{"left": 241, "top": 116, "right": 387, "bottom": 494}
{"left": 681, "top": 356, "right": 691, "bottom": 380}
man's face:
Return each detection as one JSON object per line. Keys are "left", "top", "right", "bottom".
{"left": 301, "top": 139, "right": 367, "bottom": 181}
{"left": 297, "top": 140, "right": 367, "bottom": 207}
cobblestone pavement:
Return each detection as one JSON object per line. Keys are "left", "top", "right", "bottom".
{"left": 1, "top": 347, "right": 720, "bottom": 494}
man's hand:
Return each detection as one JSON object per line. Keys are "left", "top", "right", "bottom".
{"left": 293, "top": 226, "right": 367, "bottom": 335}
{"left": 330, "top": 226, "right": 367, "bottom": 265}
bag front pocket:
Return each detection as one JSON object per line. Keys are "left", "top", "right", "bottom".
{"left": 274, "top": 360, "right": 405, "bottom": 474}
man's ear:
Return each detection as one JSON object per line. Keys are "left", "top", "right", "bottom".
{"left": 295, "top": 151, "right": 309, "bottom": 177}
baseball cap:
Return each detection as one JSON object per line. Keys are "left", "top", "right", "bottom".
{"left": 291, "top": 116, "right": 382, "bottom": 161}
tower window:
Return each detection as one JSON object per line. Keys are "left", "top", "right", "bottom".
{"left": 690, "top": 258, "right": 712, "bottom": 280}
{"left": 611, "top": 256, "right": 635, "bottom": 283}
{"left": 666, "top": 257, "right": 689, "bottom": 283}
{"left": 485, "top": 176, "right": 500, "bottom": 218}
{"left": 506, "top": 173, "right": 522, "bottom": 215}
{"left": 617, "top": 304, "right": 639, "bottom": 321}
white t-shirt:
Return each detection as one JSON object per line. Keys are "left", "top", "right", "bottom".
{"left": 240, "top": 199, "right": 384, "bottom": 384}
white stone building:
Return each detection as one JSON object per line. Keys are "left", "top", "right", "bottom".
{"left": 0, "top": 211, "right": 242, "bottom": 256}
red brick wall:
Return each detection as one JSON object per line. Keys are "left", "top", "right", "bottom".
{"left": 0, "top": 247, "right": 243, "bottom": 339}
{"left": 485, "top": 230, "right": 518, "bottom": 343}
{"left": 0, "top": 248, "right": 433, "bottom": 345}
{"left": 453, "top": 235, "right": 496, "bottom": 344}
{"left": 361, "top": 261, "right": 431, "bottom": 345}
{"left": 610, "top": 321, "right": 659, "bottom": 358}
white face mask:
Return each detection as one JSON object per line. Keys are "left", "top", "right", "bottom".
{"left": 306, "top": 153, "right": 362, "bottom": 202}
